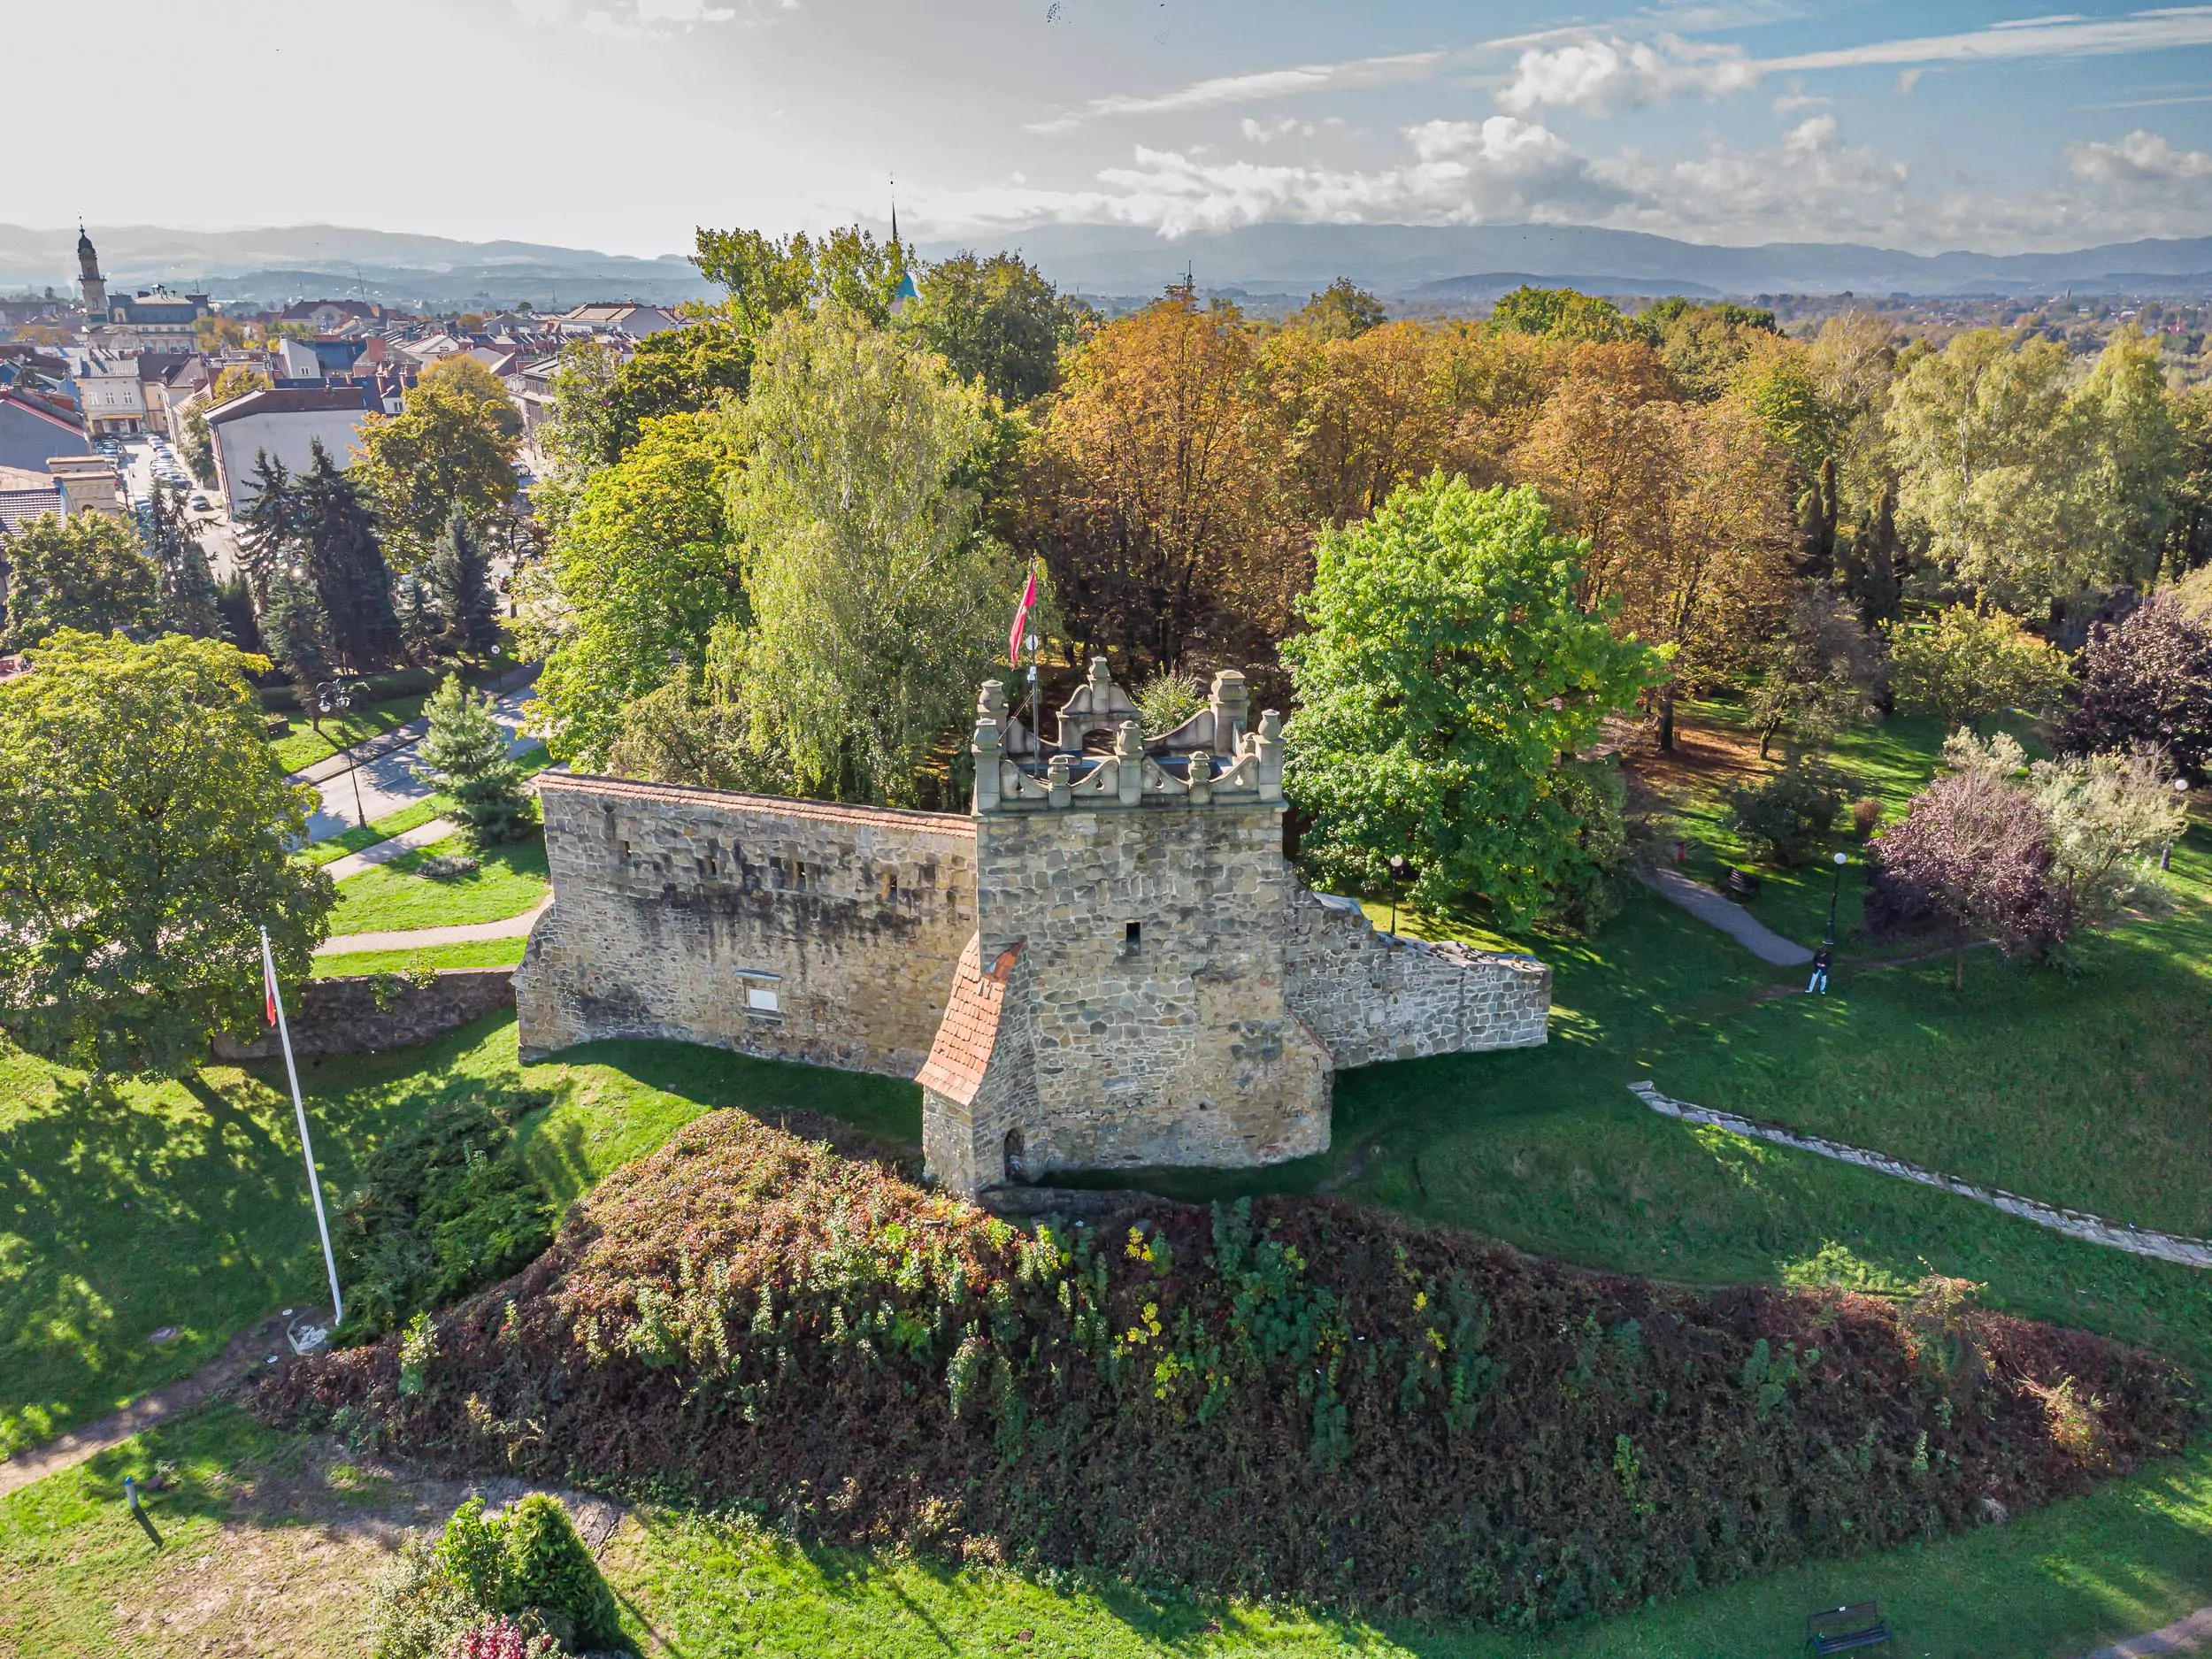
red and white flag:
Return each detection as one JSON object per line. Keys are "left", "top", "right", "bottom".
{"left": 1007, "top": 562, "right": 1038, "bottom": 667}
{"left": 264, "top": 944, "right": 280, "bottom": 1026}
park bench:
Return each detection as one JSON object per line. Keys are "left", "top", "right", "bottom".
{"left": 1722, "top": 865, "right": 1762, "bottom": 899}
{"left": 1805, "top": 1601, "right": 1893, "bottom": 1655}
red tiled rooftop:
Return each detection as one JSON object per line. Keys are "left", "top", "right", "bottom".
{"left": 917, "top": 937, "right": 1021, "bottom": 1103}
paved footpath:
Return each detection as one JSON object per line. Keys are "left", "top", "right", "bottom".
{"left": 2086, "top": 1607, "right": 2212, "bottom": 1658}
{"left": 1633, "top": 865, "right": 1814, "bottom": 967}
{"left": 319, "top": 815, "right": 457, "bottom": 881}
{"left": 312, "top": 896, "right": 551, "bottom": 956}
{"left": 296, "top": 672, "right": 539, "bottom": 843}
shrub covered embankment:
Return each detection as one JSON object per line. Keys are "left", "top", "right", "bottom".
{"left": 261, "top": 1110, "right": 2198, "bottom": 1625}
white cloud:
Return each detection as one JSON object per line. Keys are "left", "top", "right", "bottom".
{"left": 1241, "top": 117, "right": 1316, "bottom": 142}
{"left": 1025, "top": 50, "right": 1446, "bottom": 134}
{"left": 926, "top": 117, "right": 1626, "bottom": 238}
{"left": 515, "top": 0, "right": 755, "bottom": 30}
{"left": 1896, "top": 68, "right": 1924, "bottom": 95}
{"left": 1597, "top": 115, "right": 1911, "bottom": 239}
{"left": 2066, "top": 128, "right": 2212, "bottom": 182}
{"left": 1495, "top": 34, "right": 1762, "bottom": 114}
{"left": 1771, "top": 79, "right": 1827, "bottom": 113}
{"left": 1762, "top": 5, "right": 2212, "bottom": 72}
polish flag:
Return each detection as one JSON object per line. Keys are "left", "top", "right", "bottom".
{"left": 1007, "top": 562, "right": 1038, "bottom": 667}
{"left": 264, "top": 946, "right": 280, "bottom": 1027}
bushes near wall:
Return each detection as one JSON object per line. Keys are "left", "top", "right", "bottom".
{"left": 266, "top": 1109, "right": 2196, "bottom": 1630}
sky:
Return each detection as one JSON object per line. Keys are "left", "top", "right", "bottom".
{"left": 9, "top": 0, "right": 2212, "bottom": 257}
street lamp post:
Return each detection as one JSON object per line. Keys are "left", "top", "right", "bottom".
{"left": 1386, "top": 854, "right": 1409, "bottom": 937}
{"left": 2163, "top": 776, "right": 2191, "bottom": 872}
{"left": 1824, "top": 850, "right": 1847, "bottom": 947}
{"left": 317, "top": 678, "right": 373, "bottom": 830}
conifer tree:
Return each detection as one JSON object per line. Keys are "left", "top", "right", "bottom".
{"left": 234, "top": 450, "right": 298, "bottom": 603}
{"left": 433, "top": 507, "right": 500, "bottom": 657}
{"left": 149, "top": 483, "right": 224, "bottom": 639}
{"left": 296, "top": 438, "right": 401, "bottom": 672}
{"left": 412, "top": 673, "right": 532, "bottom": 844}
{"left": 261, "top": 567, "right": 330, "bottom": 719}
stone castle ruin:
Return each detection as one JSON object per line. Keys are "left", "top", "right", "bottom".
{"left": 516, "top": 662, "right": 1550, "bottom": 1195}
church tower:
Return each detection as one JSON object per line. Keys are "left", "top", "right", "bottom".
{"left": 77, "top": 226, "right": 107, "bottom": 317}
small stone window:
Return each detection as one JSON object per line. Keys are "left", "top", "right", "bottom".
{"left": 884, "top": 872, "right": 899, "bottom": 902}
{"left": 1125, "top": 921, "right": 1142, "bottom": 954}
{"left": 737, "top": 970, "right": 782, "bottom": 1018}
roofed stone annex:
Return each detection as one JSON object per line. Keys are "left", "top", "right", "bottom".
{"left": 515, "top": 663, "right": 1551, "bottom": 1196}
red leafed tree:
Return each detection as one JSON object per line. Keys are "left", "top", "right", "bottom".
{"left": 1864, "top": 766, "right": 2070, "bottom": 993}
{"left": 2060, "top": 595, "right": 2212, "bottom": 784}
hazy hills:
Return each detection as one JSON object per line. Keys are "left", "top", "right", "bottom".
{"left": 7, "top": 219, "right": 2211, "bottom": 310}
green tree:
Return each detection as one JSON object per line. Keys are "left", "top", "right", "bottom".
{"left": 1281, "top": 476, "right": 1663, "bottom": 929}
{"left": 148, "top": 482, "right": 224, "bottom": 639}
{"left": 899, "top": 250, "right": 1080, "bottom": 405}
{"left": 180, "top": 403, "right": 218, "bottom": 487}
{"left": 353, "top": 363, "right": 521, "bottom": 570}
{"left": 529, "top": 411, "right": 743, "bottom": 769}
{"left": 0, "top": 511, "right": 159, "bottom": 651}
{"left": 730, "top": 305, "right": 1019, "bottom": 805}
{"left": 692, "top": 221, "right": 911, "bottom": 331}
{"left": 1490, "top": 286, "right": 1642, "bottom": 344}
{"left": 294, "top": 440, "right": 401, "bottom": 672}
{"left": 0, "top": 631, "right": 332, "bottom": 1074}
{"left": 1884, "top": 603, "right": 2072, "bottom": 731}
{"left": 260, "top": 565, "right": 331, "bottom": 711}
{"left": 412, "top": 674, "right": 533, "bottom": 845}
{"left": 431, "top": 507, "right": 500, "bottom": 657}
{"left": 540, "top": 337, "right": 626, "bottom": 480}
{"left": 1289, "top": 278, "right": 1390, "bottom": 342}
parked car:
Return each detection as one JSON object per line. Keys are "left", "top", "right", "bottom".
{"left": 188, "top": 493, "right": 211, "bottom": 511}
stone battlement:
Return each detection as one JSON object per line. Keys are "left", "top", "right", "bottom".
{"left": 514, "top": 664, "right": 1551, "bottom": 1197}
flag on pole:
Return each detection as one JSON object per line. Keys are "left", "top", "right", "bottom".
{"left": 262, "top": 926, "right": 346, "bottom": 1330}
{"left": 1007, "top": 561, "right": 1039, "bottom": 667}
{"left": 264, "top": 948, "right": 279, "bottom": 1026}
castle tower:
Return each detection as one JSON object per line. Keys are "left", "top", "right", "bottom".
{"left": 919, "top": 662, "right": 1333, "bottom": 1195}
{"left": 77, "top": 226, "right": 106, "bottom": 317}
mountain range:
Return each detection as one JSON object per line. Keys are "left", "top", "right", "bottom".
{"left": 7, "top": 220, "right": 2211, "bottom": 310}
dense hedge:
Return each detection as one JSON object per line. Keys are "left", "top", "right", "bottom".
{"left": 262, "top": 1110, "right": 2197, "bottom": 1627}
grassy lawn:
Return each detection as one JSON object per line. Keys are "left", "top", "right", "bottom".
{"left": 309, "top": 937, "right": 527, "bottom": 979}
{"left": 268, "top": 694, "right": 427, "bottom": 775}
{"left": 326, "top": 831, "right": 550, "bottom": 935}
{"left": 0, "top": 1017, "right": 915, "bottom": 1463}
{"left": 5, "top": 1407, "right": 2208, "bottom": 1658}
{"left": 294, "top": 798, "right": 449, "bottom": 869}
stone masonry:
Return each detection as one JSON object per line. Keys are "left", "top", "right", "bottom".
{"left": 515, "top": 664, "right": 1551, "bottom": 1197}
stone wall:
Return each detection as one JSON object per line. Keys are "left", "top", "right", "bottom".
{"left": 214, "top": 968, "right": 516, "bottom": 1060}
{"left": 515, "top": 774, "right": 977, "bottom": 1075}
{"left": 1286, "top": 892, "right": 1551, "bottom": 1067}
{"left": 972, "top": 799, "right": 1333, "bottom": 1179}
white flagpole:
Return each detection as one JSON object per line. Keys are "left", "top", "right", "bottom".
{"left": 262, "top": 926, "right": 343, "bottom": 1327}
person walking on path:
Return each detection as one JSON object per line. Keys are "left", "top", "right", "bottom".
{"left": 1806, "top": 943, "right": 1832, "bottom": 995}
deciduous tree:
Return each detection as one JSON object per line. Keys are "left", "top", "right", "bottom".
{"left": 0, "top": 511, "right": 159, "bottom": 651}
{"left": 730, "top": 306, "right": 1018, "bottom": 806}
{"left": 529, "top": 411, "right": 743, "bottom": 769}
{"left": 0, "top": 631, "right": 332, "bottom": 1073}
{"left": 354, "top": 362, "right": 521, "bottom": 569}
{"left": 2060, "top": 595, "right": 2212, "bottom": 781}
{"left": 900, "top": 250, "right": 1082, "bottom": 406}
{"left": 1281, "top": 477, "right": 1663, "bottom": 930}
{"left": 1884, "top": 604, "right": 2071, "bottom": 732}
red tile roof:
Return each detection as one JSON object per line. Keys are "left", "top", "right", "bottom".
{"left": 541, "top": 772, "right": 975, "bottom": 836}
{"left": 916, "top": 936, "right": 1022, "bottom": 1105}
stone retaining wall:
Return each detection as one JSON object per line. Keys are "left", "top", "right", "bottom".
{"left": 516, "top": 774, "right": 977, "bottom": 1076}
{"left": 1286, "top": 893, "right": 1551, "bottom": 1068}
{"left": 213, "top": 968, "right": 516, "bottom": 1060}
{"left": 1630, "top": 1081, "right": 2212, "bottom": 1271}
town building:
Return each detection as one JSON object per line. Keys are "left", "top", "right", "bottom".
{"left": 279, "top": 299, "right": 385, "bottom": 331}
{"left": 204, "top": 384, "right": 374, "bottom": 507}
{"left": 515, "top": 664, "right": 1552, "bottom": 1198}
{"left": 45, "top": 455, "right": 126, "bottom": 517}
{"left": 73, "top": 230, "right": 210, "bottom": 350}
{"left": 0, "top": 465, "right": 63, "bottom": 539}
{"left": 557, "top": 302, "right": 680, "bottom": 337}
{"left": 0, "top": 388, "right": 90, "bottom": 473}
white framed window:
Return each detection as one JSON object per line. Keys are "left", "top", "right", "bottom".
{"left": 738, "top": 970, "right": 782, "bottom": 1018}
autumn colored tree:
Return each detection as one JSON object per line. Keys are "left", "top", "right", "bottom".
{"left": 1263, "top": 320, "right": 1460, "bottom": 527}
{"left": 2061, "top": 595, "right": 2212, "bottom": 781}
{"left": 1014, "top": 285, "right": 1294, "bottom": 677}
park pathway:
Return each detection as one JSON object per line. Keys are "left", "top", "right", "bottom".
{"left": 296, "top": 671, "right": 539, "bottom": 843}
{"left": 2085, "top": 1607, "right": 2212, "bottom": 1657}
{"left": 319, "top": 816, "right": 457, "bottom": 881}
{"left": 312, "top": 896, "right": 551, "bottom": 956}
{"left": 0, "top": 1308, "right": 331, "bottom": 1502}
{"left": 1633, "top": 865, "right": 1814, "bottom": 966}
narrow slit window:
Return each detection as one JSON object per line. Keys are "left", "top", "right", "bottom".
{"left": 1125, "top": 921, "right": 1142, "bottom": 952}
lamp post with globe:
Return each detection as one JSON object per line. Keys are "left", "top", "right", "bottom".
{"left": 2162, "top": 776, "right": 2191, "bottom": 872}
{"left": 1824, "top": 850, "right": 1848, "bottom": 947}
{"left": 316, "top": 677, "right": 373, "bottom": 830}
